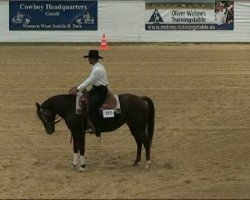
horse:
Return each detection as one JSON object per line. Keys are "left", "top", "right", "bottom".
{"left": 36, "top": 92, "right": 155, "bottom": 171}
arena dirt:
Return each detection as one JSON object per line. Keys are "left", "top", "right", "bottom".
{"left": 0, "top": 43, "right": 249, "bottom": 199}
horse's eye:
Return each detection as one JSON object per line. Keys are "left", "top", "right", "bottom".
{"left": 44, "top": 113, "right": 50, "bottom": 117}
{"left": 44, "top": 111, "right": 54, "bottom": 120}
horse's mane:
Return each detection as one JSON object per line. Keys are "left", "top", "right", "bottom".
{"left": 41, "top": 94, "right": 76, "bottom": 110}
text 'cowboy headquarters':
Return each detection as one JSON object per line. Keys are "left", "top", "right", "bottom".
{"left": 19, "top": 3, "right": 87, "bottom": 16}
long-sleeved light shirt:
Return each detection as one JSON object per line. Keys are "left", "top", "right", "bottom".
{"left": 77, "top": 62, "right": 109, "bottom": 91}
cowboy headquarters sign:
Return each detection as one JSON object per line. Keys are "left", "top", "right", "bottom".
{"left": 145, "top": 0, "right": 234, "bottom": 30}
{"left": 9, "top": 1, "right": 97, "bottom": 30}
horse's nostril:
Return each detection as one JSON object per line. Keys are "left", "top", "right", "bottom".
{"left": 45, "top": 125, "right": 54, "bottom": 135}
{"left": 47, "top": 129, "right": 54, "bottom": 135}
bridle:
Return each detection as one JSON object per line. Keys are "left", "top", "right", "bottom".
{"left": 38, "top": 108, "right": 62, "bottom": 127}
{"left": 37, "top": 105, "right": 63, "bottom": 135}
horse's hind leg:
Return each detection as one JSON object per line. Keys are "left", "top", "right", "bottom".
{"left": 133, "top": 131, "right": 151, "bottom": 169}
{"left": 133, "top": 135, "right": 142, "bottom": 166}
{"left": 141, "top": 132, "right": 151, "bottom": 169}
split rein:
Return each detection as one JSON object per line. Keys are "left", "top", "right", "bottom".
{"left": 51, "top": 116, "right": 73, "bottom": 145}
{"left": 53, "top": 115, "right": 62, "bottom": 125}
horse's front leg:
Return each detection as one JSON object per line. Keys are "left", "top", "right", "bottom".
{"left": 72, "top": 134, "right": 79, "bottom": 168}
{"left": 78, "top": 132, "right": 86, "bottom": 172}
{"left": 72, "top": 131, "right": 86, "bottom": 172}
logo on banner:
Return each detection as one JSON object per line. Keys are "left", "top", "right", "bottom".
{"left": 12, "top": 12, "right": 31, "bottom": 25}
{"left": 148, "top": 9, "right": 164, "bottom": 24}
{"left": 76, "top": 11, "right": 95, "bottom": 25}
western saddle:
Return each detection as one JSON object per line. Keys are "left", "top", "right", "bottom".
{"left": 80, "top": 89, "right": 121, "bottom": 115}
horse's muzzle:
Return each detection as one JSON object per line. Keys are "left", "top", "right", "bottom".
{"left": 45, "top": 125, "right": 55, "bottom": 135}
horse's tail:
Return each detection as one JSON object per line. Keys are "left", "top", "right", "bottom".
{"left": 142, "top": 96, "right": 155, "bottom": 146}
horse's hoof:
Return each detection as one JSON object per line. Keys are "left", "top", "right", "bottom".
{"left": 79, "top": 164, "right": 86, "bottom": 172}
{"left": 133, "top": 160, "right": 140, "bottom": 166}
{"left": 145, "top": 160, "right": 151, "bottom": 170}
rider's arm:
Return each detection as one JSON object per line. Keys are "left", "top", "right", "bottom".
{"left": 77, "top": 67, "right": 100, "bottom": 91}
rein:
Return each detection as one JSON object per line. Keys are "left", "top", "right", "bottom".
{"left": 53, "top": 115, "right": 62, "bottom": 125}
{"left": 51, "top": 115, "right": 72, "bottom": 145}
{"left": 52, "top": 115, "right": 73, "bottom": 146}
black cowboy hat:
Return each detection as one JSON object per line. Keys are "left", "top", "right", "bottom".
{"left": 84, "top": 50, "right": 103, "bottom": 59}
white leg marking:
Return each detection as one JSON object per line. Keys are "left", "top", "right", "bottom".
{"left": 145, "top": 160, "right": 151, "bottom": 170}
{"left": 72, "top": 153, "right": 79, "bottom": 168}
{"left": 79, "top": 155, "right": 86, "bottom": 172}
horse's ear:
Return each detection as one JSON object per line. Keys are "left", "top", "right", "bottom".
{"left": 36, "top": 103, "right": 41, "bottom": 111}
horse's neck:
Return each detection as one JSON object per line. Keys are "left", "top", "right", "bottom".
{"left": 44, "top": 95, "right": 75, "bottom": 119}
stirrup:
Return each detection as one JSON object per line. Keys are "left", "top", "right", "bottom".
{"left": 86, "top": 128, "right": 95, "bottom": 135}
{"left": 86, "top": 127, "right": 101, "bottom": 138}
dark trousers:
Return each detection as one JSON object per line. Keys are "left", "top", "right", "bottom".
{"left": 88, "top": 85, "right": 108, "bottom": 130}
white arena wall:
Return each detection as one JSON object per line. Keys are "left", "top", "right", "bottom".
{"left": 0, "top": 0, "right": 250, "bottom": 42}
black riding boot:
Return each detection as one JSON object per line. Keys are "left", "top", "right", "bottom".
{"left": 88, "top": 107, "right": 101, "bottom": 137}
{"left": 87, "top": 85, "right": 108, "bottom": 137}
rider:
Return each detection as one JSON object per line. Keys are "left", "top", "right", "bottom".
{"left": 75, "top": 50, "right": 109, "bottom": 137}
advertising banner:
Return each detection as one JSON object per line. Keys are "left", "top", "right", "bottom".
{"left": 145, "top": 0, "right": 234, "bottom": 30}
{"left": 9, "top": 1, "right": 98, "bottom": 30}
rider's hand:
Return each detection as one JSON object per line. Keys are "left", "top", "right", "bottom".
{"left": 69, "top": 87, "right": 79, "bottom": 95}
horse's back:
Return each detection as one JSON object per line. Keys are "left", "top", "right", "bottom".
{"left": 118, "top": 93, "right": 146, "bottom": 103}
{"left": 118, "top": 93, "right": 149, "bottom": 114}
